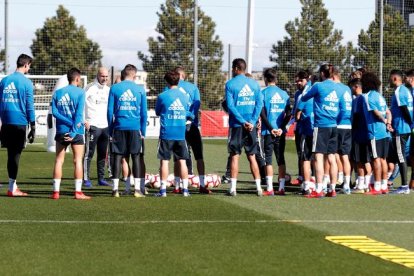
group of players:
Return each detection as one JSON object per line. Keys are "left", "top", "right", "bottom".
{"left": 1, "top": 54, "right": 413, "bottom": 199}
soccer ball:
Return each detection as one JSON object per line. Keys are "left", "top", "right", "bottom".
{"left": 167, "top": 174, "right": 175, "bottom": 187}
{"left": 150, "top": 174, "right": 161, "bottom": 189}
{"left": 205, "top": 174, "right": 221, "bottom": 188}
{"left": 189, "top": 175, "right": 200, "bottom": 188}
{"left": 144, "top": 173, "right": 153, "bottom": 185}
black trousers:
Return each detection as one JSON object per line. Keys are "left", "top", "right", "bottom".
{"left": 83, "top": 126, "right": 109, "bottom": 180}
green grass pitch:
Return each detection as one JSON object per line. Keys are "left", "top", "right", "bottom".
{"left": 0, "top": 139, "right": 413, "bottom": 275}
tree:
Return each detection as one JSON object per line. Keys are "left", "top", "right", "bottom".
{"left": 270, "top": 0, "right": 353, "bottom": 91}
{"left": 354, "top": 5, "right": 414, "bottom": 91}
{"left": 138, "top": 0, "right": 224, "bottom": 110}
{"left": 30, "top": 5, "right": 102, "bottom": 80}
{"left": 0, "top": 38, "right": 5, "bottom": 73}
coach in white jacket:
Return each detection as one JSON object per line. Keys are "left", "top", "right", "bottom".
{"left": 83, "top": 67, "right": 111, "bottom": 187}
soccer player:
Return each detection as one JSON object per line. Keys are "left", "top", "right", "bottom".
{"left": 333, "top": 70, "right": 353, "bottom": 194}
{"left": 301, "top": 64, "right": 340, "bottom": 198}
{"left": 388, "top": 70, "right": 413, "bottom": 194}
{"left": 225, "top": 58, "right": 263, "bottom": 196}
{"left": 51, "top": 68, "right": 90, "bottom": 200}
{"left": 405, "top": 69, "right": 414, "bottom": 189}
{"left": 107, "top": 64, "right": 147, "bottom": 198}
{"left": 295, "top": 72, "right": 315, "bottom": 194}
{"left": 83, "top": 67, "right": 111, "bottom": 187}
{"left": 155, "top": 70, "right": 190, "bottom": 197}
{"left": 361, "top": 72, "right": 392, "bottom": 195}
{"left": 0, "top": 54, "right": 35, "bottom": 197}
{"left": 260, "top": 68, "right": 290, "bottom": 196}
{"left": 349, "top": 78, "right": 372, "bottom": 193}
{"left": 171, "top": 66, "right": 211, "bottom": 194}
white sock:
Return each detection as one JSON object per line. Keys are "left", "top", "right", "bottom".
{"left": 338, "top": 172, "right": 344, "bottom": 184}
{"left": 322, "top": 175, "right": 330, "bottom": 185}
{"left": 199, "top": 175, "right": 205, "bottom": 187}
{"left": 230, "top": 178, "right": 237, "bottom": 192}
{"left": 344, "top": 176, "right": 351, "bottom": 190}
{"left": 381, "top": 179, "right": 388, "bottom": 190}
{"left": 374, "top": 181, "right": 381, "bottom": 191}
{"left": 182, "top": 179, "right": 189, "bottom": 190}
{"left": 140, "top": 178, "right": 145, "bottom": 192}
{"left": 161, "top": 180, "right": 167, "bottom": 190}
{"left": 129, "top": 175, "right": 135, "bottom": 186}
{"left": 53, "top": 179, "right": 61, "bottom": 192}
{"left": 8, "top": 179, "right": 16, "bottom": 192}
{"left": 125, "top": 177, "right": 131, "bottom": 192}
{"left": 266, "top": 176, "right": 273, "bottom": 191}
{"left": 357, "top": 176, "right": 365, "bottom": 190}
{"left": 330, "top": 183, "right": 336, "bottom": 192}
{"left": 255, "top": 179, "right": 262, "bottom": 191}
{"left": 303, "top": 181, "right": 309, "bottom": 191}
{"left": 75, "top": 179, "right": 82, "bottom": 192}
{"left": 316, "top": 183, "right": 322, "bottom": 193}
{"left": 279, "top": 178, "right": 286, "bottom": 191}
{"left": 134, "top": 178, "right": 141, "bottom": 191}
{"left": 364, "top": 175, "right": 371, "bottom": 189}
{"left": 113, "top": 179, "right": 119, "bottom": 191}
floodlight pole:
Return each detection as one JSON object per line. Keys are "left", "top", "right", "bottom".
{"left": 245, "top": 0, "right": 255, "bottom": 74}
{"left": 194, "top": 0, "right": 198, "bottom": 86}
{"left": 228, "top": 44, "right": 232, "bottom": 80}
{"left": 379, "top": 0, "right": 384, "bottom": 93}
{"left": 4, "top": 0, "right": 9, "bottom": 74}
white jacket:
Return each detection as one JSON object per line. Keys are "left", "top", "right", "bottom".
{"left": 84, "top": 80, "right": 110, "bottom": 128}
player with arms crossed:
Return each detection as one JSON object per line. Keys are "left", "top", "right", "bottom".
{"left": 155, "top": 70, "right": 190, "bottom": 197}
{"left": 0, "top": 54, "right": 36, "bottom": 197}
{"left": 107, "top": 64, "right": 147, "bottom": 198}
{"left": 225, "top": 58, "right": 263, "bottom": 196}
{"left": 51, "top": 68, "right": 90, "bottom": 200}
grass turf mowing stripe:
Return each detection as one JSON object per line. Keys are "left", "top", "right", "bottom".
{"left": 326, "top": 236, "right": 414, "bottom": 269}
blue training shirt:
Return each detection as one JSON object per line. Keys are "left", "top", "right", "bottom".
{"left": 362, "top": 90, "right": 390, "bottom": 140}
{"left": 225, "top": 74, "right": 263, "bottom": 128}
{"left": 301, "top": 79, "right": 339, "bottom": 128}
{"left": 261, "top": 85, "right": 290, "bottom": 135}
{"left": 0, "top": 72, "right": 35, "bottom": 126}
{"left": 155, "top": 87, "right": 189, "bottom": 140}
{"left": 390, "top": 84, "right": 413, "bottom": 135}
{"left": 337, "top": 82, "right": 352, "bottom": 128}
{"left": 107, "top": 80, "right": 148, "bottom": 136}
{"left": 52, "top": 84, "right": 85, "bottom": 138}
{"left": 296, "top": 96, "right": 314, "bottom": 137}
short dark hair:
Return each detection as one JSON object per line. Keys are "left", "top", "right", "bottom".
{"left": 232, "top": 58, "right": 246, "bottom": 71}
{"left": 295, "top": 70, "right": 309, "bottom": 80}
{"left": 263, "top": 68, "right": 277, "bottom": 83}
{"left": 361, "top": 72, "right": 381, "bottom": 93}
{"left": 124, "top": 64, "right": 137, "bottom": 77}
{"left": 348, "top": 78, "right": 362, "bottom": 87}
{"left": 67, "top": 67, "right": 81, "bottom": 83}
{"left": 16, "top": 54, "right": 33, "bottom": 68}
{"left": 389, "top": 69, "right": 404, "bottom": 78}
{"left": 405, "top": 69, "right": 414, "bottom": 77}
{"left": 164, "top": 70, "right": 180, "bottom": 86}
{"left": 120, "top": 69, "right": 126, "bottom": 81}
{"left": 319, "top": 63, "right": 335, "bottom": 79}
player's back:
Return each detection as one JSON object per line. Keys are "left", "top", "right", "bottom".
{"left": 352, "top": 94, "right": 369, "bottom": 143}
{"left": 0, "top": 72, "right": 34, "bottom": 125}
{"left": 156, "top": 88, "right": 189, "bottom": 140}
{"left": 225, "top": 74, "right": 261, "bottom": 127}
{"left": 362, "top": 90, "right": 389, "bottom": 140}
{"left": 391, "top": 84, "right": 413, "bottom": 135}
{"left": 261, "top": 85, "right": 289, "bottom": 135}
{"left": 108, "top": 80, "right": 146, "bottom": 131}
{"left": 336, "top": 82, "right": 352, "bottom": 127}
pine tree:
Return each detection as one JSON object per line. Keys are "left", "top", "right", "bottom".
{"left": 30, "top": 5, "right": 102, "bottom": 80}
{"left": 0, "top": 38, "right": 5, "bottom": 73}
{"left": 355, "top": 5, "right": 414, "bottom": 90}
{"left": 138, "top": 0, "right": 224, "bottom": 109}
{"left": 270, "top": 0, "right": 352, "bottom": 91}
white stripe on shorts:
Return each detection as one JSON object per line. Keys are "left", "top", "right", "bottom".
{"left": 312, "top": 127, "right": 318, "bottom": 153}
{"left": 370, "top": 139, "right": 378, "bottom": 159}
{"left": 396, "top": 135, "right": 405, "bottom": 163}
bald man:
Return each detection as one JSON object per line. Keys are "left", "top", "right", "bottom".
{"left": 83, "top": 67, "right": 111, "bottom": 187}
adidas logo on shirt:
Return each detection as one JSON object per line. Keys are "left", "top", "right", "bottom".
{"left": 270, "top": 93, "right": 284, "bottom": 104}
{"left": 238, "top": 84, "right": 254, "bottom": 97}
{"left": 119, "top": 89, "right": 136, "bottom": 102}
{"left": 3, "top": 82, "right": 17, "bottom": 93}
{"left": 168, "top": 98, "right": 185, "bottom": 111}
{"left": 324, "top": 91, "right": 339, "bottom": 103}
{"left": 58, "top": 93, "right": 71, "bottom": 105}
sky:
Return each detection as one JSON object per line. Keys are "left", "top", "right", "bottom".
{"left": 0, "top": 0, "right": 376, "bottom": 73}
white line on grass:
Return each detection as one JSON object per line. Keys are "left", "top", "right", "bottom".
{"left": 0, "top": 219, "right": 414, "bottom": 224}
